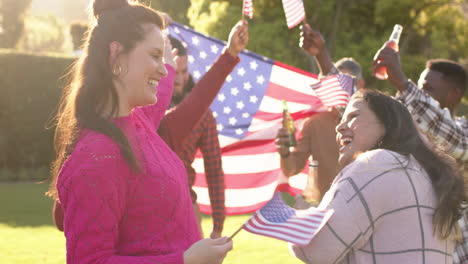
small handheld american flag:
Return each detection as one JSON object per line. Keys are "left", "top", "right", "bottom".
{"left": 311, "top": 74, "right": 354, "bottom": 108}
{"left": 281, "top": 0, "right": 306, "bottom": 29}
{"left": 240, "top": 192, "right": 334, "bottom": 245}
{"left": 243, "top": 0, "right": 253, "bottom": 19}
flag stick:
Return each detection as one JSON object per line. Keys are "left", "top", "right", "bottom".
{"left": 302, "top": 1, "right": 307, "bottom": 26}
{"left": 229, "top": 225, "right": 244, "bottom": 240}
{"left": 302, "top": 11, "right": 307, "bottom": 26}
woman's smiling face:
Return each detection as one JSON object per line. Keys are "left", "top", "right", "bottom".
{"left": 335, "top": 98, "right": 386, "bottom": 167}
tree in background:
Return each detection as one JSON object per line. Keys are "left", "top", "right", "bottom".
{"left": 144, "top": 0, "right": 191, "bottom": 25}
{"left": 186, "top": 0, "right": 468, "bottom": 93}
{"left": 16, "top": 13, "right": 70, "bottom": 54}
{"left": 0, "top": 0, "right": 32, "bottom": 49}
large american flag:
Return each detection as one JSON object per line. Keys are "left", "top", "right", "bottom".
{"left": 243, "top": 0, "right": 253, "bottom": 19}
{"left": 243, "top": 192, "right": 334, "bottom": 245}
{"left": 167, "top": 22, "right": 327, "bottom": 215}
{"left": 281, "top": 0, "right": 306, "bottom": 29}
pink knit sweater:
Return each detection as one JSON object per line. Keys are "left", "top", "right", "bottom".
{"left": 57, "top": 66, "right": 199, "bottom": 264}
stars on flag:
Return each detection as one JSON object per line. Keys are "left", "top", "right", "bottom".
{"left": 250, "top": 60, "right": 258, "bottom": 70}
{"left": 256, "top": 75, "right": 265, "bottom": 84}
{"left": 231, "top": 87, "right": 240, "bottom": 96}
{"left": 223, "top": 106, "right": 232, "bottom": 114}
{"left": 191, "top": 36, "right": 200, "bottom": 45}
{"left": 243, "top": 82, "right": 252, "bottom": 90}
{"left": 236, "top": 101, "right": 245, "bottom": 110}
{"left": 229, "top": 117, "right": 238, "bottom": 125}
{"left": 193, "top": 70, "right": 201, "bottom": 79}
{"left": 250, "top": 95, "right": 258, "bottom": 104}
{"left": 199, "top": 51, "right": 207, "bottom": 59}
{"left": 218, "top": 93, "right": 226, "bottom": 102}
{"left": 188, "top": 55, "right": 195, "bottom": 64}
{"left": 237, "top": 67, "right": 246, "bottom": 77}
{"left": 211, "top": 45, "right": 219, "bottom": 54}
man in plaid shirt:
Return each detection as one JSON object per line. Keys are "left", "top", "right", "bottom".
{"left": 169, "top": 37, "right": 226, "bottom": 239}
{"left": 376, "top": 46, "right": 468, "bottom": 263}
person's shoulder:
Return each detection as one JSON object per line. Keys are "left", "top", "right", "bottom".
{"left": 71, "top": 130, "right": 123, "bottom": 161}
{"left": 57, "top": 130, "right": 125, "bottom": 186}
{"left": 339, "top": 149, "right": 407, "bottom": 180}
{"left": 356, "top": 149, "right": 404, "bottom": 164}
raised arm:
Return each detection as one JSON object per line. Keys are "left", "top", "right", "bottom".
{"left": 300, "top": 24, "right": 335, "bottom": 76}
{"left": 159, "top": 20, "right": 248, "bottom": 153}
{"left": 376, "top": 47, "right": 468, "bottom": 161}
{"left": 372, "top": 46, "right": 409, "bottom": 93}
{"left": 396, "top": 81, "right": 468, "bottom": 161}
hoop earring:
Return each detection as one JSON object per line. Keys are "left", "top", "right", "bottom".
{"left": 112, "top": 65, "right": 122, "bottom": 76}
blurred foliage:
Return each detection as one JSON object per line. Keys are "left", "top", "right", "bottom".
{"left": 0, "top": 49, "right": 74, "bottom": 173}
{"left": 16, "top": 13, "right": 71, "bottom": 54}
{"left": 0, "top": 0, "right": 33, "bottom": 48}
{"left": 186, "top": 0, "right": 468, "bottom": 95}
{"left": 144, "top": 0, "right": 191, "bottom": 25}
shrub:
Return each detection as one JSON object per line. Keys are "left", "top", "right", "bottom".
{"left": 0, "top": 49, "right": 75, "bottom": 180}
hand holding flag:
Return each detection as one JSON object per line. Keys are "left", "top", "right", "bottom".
{"left": 239, "top": 192, "right": 333, "bottom": 245}
{"left": 227, "top": 20, "right": 249, "bottom": 57}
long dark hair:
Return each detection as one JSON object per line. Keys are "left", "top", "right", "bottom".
{"left": 354, "top": 90, "right": 466, "bottom": 240}
{"left": 47, "top": 0, "right": 164, "bottom": 199}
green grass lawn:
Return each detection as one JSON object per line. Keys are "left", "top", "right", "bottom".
{"left": 0, "top": 182, "right": 302, "bottom": 264}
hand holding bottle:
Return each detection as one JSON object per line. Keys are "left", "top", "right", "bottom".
{"left": 282, "top": 100, "right": 297, "bottom": 147}
{"left": 372, "top": 24, "right": 403, "bottom": 80}
{"left": 275, "top": 127, "right": 292, "bottom": 158}
{"left": 373, "top": 47, "right": 408, "bottom": 92}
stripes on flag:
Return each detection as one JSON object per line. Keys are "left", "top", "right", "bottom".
{"left": 243, "top": 0, "right": 253, "bottom": 19}
{"left": 281, "top": 0, "right": 306, "bottom": 29}
{"left": 310, "top": 74, "right": 354, "bottom": 108}
{"left": 167, "top": 22, "right": 328, "bottom": 215}
{"left": 243, "top": 193, "right": 334, "bottom": 245}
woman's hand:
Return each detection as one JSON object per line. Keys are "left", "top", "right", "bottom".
{"left": 226, "top": 20, "right": 249, "bottom": 57}
{"left": 163, "top": 37, "right": 177, "bottom": 70}
{"left": 184, "top": 237, "right": 233, "bottom": 264}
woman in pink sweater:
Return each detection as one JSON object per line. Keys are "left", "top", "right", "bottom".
{"left": 291, "top": 90, "right": 466, "bottom": 263}
{"left": 47, "top": 0, "right": 247, "bottom": 263}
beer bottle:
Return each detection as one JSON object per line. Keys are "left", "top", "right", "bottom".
{"left": 373, "top": 24, "right": 403, "bottom": 80}
{"left": 303, "top": 159, "right": 319, "bottom": 205}
{"left": 282, "top": 100, "right": 297, "bottom": 147}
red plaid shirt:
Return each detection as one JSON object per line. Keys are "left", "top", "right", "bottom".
{"left": 178, "top": 110, "right": 225, "bottom": 232}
